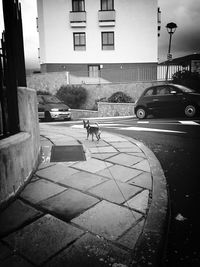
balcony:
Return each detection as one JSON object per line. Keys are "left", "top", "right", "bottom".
{"left": 98, "top": 10, "right": 115, "bottom": 27}
{"left": 69, "top": 11, "right": 86, "bottom": 28}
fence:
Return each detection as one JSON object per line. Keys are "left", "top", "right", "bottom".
{"left": 0, "top": 0, "right": 26, "bottom": 139}
{"left": 67, "top": 64, "right": 190, "bottom": 85}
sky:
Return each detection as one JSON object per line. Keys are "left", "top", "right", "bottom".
{"left": 0, "top": 0, "right": 200, "bottom": 69}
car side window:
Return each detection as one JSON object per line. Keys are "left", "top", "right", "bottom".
{"left": 156, "top": 87, "right": 170, "bottom": 95}
{"left": 144, "top": 88, "right": 154, "bottom": 96}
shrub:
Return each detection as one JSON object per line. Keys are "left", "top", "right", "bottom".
{"left": 107, "top": 91, "right": 134, "bottom": 103}
{"left": 36, "top": 90, "right": 51, "bottom": 95}
{"left": 172, "top": 70, "right": 200, "bottom": 93}
{"left": 56, "top": 85, "right": 87, "bottom": 109}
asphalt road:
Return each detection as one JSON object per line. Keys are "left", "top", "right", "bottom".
{"left": 49, "top": 116, "right": 200, "bottom": 266}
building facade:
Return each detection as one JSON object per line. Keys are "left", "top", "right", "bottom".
{"left": 37, "top": 0, "right": 160, "bottom": 80}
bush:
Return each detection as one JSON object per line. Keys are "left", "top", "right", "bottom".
{"left": 36, "top": 90, "right": 51, "bottom": 95}
{"left": 56, "top": 85, "right": 87, "bottom": 109}
{"left": 107, "top": 91, "right": 134, "bottom": 103}
{"left": 172, "top": 70, "right": 200, "bottom": 93}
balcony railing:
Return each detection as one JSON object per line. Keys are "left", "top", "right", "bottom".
{"left": 69, "top": 11, "right": 86, "bottom": 27}
{"left": 98, "top": 10, "right": 115, "bottom": 27}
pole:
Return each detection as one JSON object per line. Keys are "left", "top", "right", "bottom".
{"left": 165, "top": 32, "right": 172, "bottom": 81}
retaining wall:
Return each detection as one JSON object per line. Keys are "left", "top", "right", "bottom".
{"left": 27, "top": 72, "right": 164, "bottom": 110}
{"left": 0, "top": 87, "right": 40, "bottom": 207}
{"left": 98, "top": 102, "right": 135, "bottom": 117}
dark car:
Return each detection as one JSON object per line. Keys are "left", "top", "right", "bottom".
{"left": 37, "top": 95, "right": 71, "bottom": 121}
{"left": 134, "top": 84, "right": 200, "bottom": 119}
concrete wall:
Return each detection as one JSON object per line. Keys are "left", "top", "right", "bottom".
{"left": 0, "top": 87, "right": 40, "bottom": 207}
{"left": 98, "top": 102, "right": 135, "bottom": 117}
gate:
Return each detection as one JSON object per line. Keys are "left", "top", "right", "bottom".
{"left": 0, "top": 0, "right": 26, "bottom": 139}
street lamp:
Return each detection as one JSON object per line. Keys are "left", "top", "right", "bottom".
{"left": 165, "top": 22, "right": 177, "bottom": 81}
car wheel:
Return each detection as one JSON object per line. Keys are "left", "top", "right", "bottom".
{"left": 184, "top": 104, "right": 196, "bottom": 118}
{"left": 136, "top": 107, "right": 147, "bottom": 119}
{"left": 45, "top": 111, "right": 52, "bottom": 122}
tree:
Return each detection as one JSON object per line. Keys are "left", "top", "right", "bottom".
{"left": 56, "top": 85, "right": 87, "bottom": 109}
{"left": 172, "top": 70, "right": 200, "bottom": 93}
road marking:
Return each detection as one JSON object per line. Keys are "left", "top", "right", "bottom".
{"left": 179, "top": 121, "right": 199, "bottom": 125}
{"left": 116, "top": 126, "right": 185, "bottom": 134}
{"left": 137, "top": 121, "right": 149, "bottom": 124}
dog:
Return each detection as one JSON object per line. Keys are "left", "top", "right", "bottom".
{"left": 83, "top": 120, "right": 101, "bottom": 141}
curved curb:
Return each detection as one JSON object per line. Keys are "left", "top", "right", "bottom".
{"left": 110, "top": 133, "right": 169, "bottom": 266}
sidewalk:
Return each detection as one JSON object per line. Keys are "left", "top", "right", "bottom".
{"left": 0, "top": 123, "right": 168, "bottom": 267}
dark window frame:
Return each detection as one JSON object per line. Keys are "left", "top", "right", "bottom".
{"left": 72, "top": 0, "right": 85, "bottom": 12}
{"left": 101, "top": 31, "right": 114, "bottom": 50}
{"left": 101, "top": 0, "right": 114, "bottom": 11}
{"left": 73, "top": 32, "right": 86, "bottom": 51}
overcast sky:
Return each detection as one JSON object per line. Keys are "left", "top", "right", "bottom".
{"left": 0, "top": 0, "right": 200, "bottom": 69}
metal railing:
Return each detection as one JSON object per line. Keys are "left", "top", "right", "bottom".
{"left": 67, "top": 64, "right": 190, "bottom": 85}
{"left": 0, "top": 0, "right": 26, "bottom": 139}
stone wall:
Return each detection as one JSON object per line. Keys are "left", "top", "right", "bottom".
{"left": 0, "top": 87, "right": 40, "bottom": 207}
{"left": 98, "top": 102, "right": 135, "bottom": 117}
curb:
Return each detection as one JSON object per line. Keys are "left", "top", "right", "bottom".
{"left": 109, "top": 133, "right": 169, "bottom": 266}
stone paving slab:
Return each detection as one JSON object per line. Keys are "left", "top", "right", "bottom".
{"left": 58, "top": 171, "right": 108, "bottom": 191}
{"left": 36, "top": 163, "right": 80, "bottom": 182}
{"left": 43, "top": 233, "right": 133, "bottom": 267}
{"left": 0, "top": 242, "right": 12, "bottom": 260}
{"left": 92, "top": 152, "right": 118, "bottom": 160}
{"left": 107, "top": 153, "right": 143, "bottom": 167}
{"left": 38, "top": 189, "right": 100, "bottom": 221}
{"left": 72, "top": 200, "right": 142, "bottom": 241}
{"left": 133, "top": 159, "right": 151, "bottom": 172}
{"left": 20, "top": 179, "right": 66, "bottom": 204}
{"left": 117, "top": 219, "right": 145, "bottom": 250}
{"left": 72, "top": 158, "right": 112, "bottom": 173}
{"left": 0, "top": 253, "right": 34, "bottom": 267}
{"left": 89, "top": 146, "right": 118, "bottom": 154}
{"left": 110, "top": 141, "right": 139, "bottom": 149}
{"left": 128, "top": 172, "right": 152, "bottom": 189}
{"left": 97, "top": 164, "right": 142, "bottom": 182}
{"left": 88, "top": 180, "right": 142, "bottom": 204}
{"left": 3, "top": 214, "right": 84, "bottom": 265}
{"left": 0, "top": 200, "right": 42, "bottom": 237}
{"left": 124, "top": 190, "right": 150, "bottom": 214}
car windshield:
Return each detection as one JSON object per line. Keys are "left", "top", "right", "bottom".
{"left": 43, "top": 96, "right": 63, "bottom": 104}
{"left": 174, "top": 84, "right": 195, "bottom": 93}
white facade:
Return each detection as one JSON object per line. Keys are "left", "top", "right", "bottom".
{"left": 37, "top": 0, "right": 158, "bottom": 71}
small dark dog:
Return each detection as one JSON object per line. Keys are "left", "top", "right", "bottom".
{"left": 83, "top": 120, "right": 101, "bottom": 141}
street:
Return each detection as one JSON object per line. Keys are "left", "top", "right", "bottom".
{"left": 53, "top": 116, "right": 200, "bottom": 266}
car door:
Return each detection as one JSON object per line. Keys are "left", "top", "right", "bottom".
{"left": 151, "top": 85, "right": 184, "bottom": 116}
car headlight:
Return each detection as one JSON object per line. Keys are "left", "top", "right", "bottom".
{"left": 51, "top": 108, "right": 59, "bottom": 112}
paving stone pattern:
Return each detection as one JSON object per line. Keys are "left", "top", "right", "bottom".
{"left": 0, "top": 127, "right": 153, "bottom": 267}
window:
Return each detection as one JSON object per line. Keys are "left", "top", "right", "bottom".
{"left": 72, "top": 0, "right": 85, "bottom": 12}
{"left": 101, "top": 0, "right": 114, "bottom": 11}
{"left": 144, "top": 88, "right": 155, "bottom": 96}
{"left": 73, "top": 32, "right": 86, "bottom": 50}
{"left": 156, "top": 87, "right": 170, "bottom": 95}
{"left": 102, "top": 32, "right": 114, "bottom": 50}
{"left": 88, "top": 65, "right": 100, "bottom": 78}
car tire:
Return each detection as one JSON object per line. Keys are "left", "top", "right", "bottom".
{"left": 136, "top": 107, "right": 147, "bottom": 119}
{"left": 184, "top": 104, "right": 196, "bottom": 118}
{"left": 44, "top": 111, "right": 52, "bottom": 122}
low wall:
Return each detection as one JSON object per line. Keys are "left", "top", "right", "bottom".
{"left": 71, "top": 109, "right": 98, "bottom": 120}
{"left": 98, "top": 102, "right": 135, "bottom": 117}
{"left": 0, "top": 87, "right": 40, "bottom": 207}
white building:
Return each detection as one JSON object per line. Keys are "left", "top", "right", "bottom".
{"left": 37, "top": 0, "right": 160, "bottom": 81}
